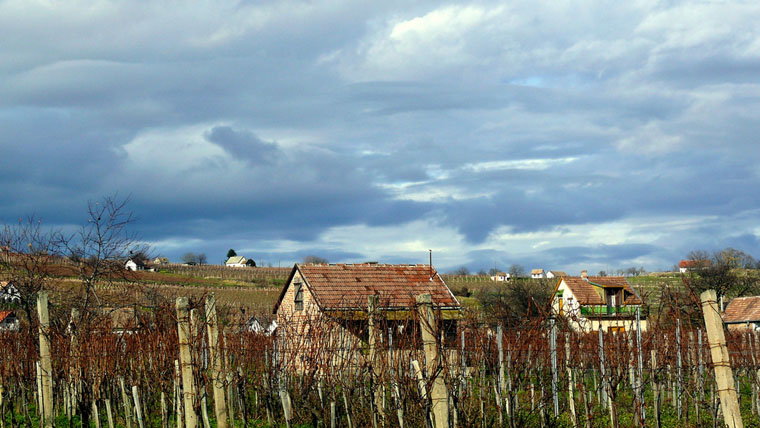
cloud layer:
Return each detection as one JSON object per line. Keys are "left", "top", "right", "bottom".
{"left": 2, "top": 0, "right": 760, "bottom": 273}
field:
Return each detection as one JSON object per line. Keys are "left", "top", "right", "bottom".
{"left": 2, "top": 298, "right": 760, "bottom": 428}
{"left": 3, "top": 265, "right": 755, "bottom": 427}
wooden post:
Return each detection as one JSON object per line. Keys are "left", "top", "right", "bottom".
{"left": 174, "top": 361, "right": 184, "bottom": 428}
{"left": 636, "top": 307, "right": 645, "bottom": 425}
{"left": 550, "top": 317, "right": 558, "bottom": 418}
{"left": 132, "top": 386, "right": 145, "bottom": 428}
{"left": 368, "top": 295, "right": 385, "bottom": 423}
{"left": 120, "top": 377, "right": 133, "bottom": 428}
{"left": 598, "top": 328, "right": 615, "bottom": 426}
{"left": 411, "top": 360, "right": 432, "bottom": 428}
{"left": 651, "top": 350, "right": 661, "bottom": 428}
{"left": 177, "top": 297, "right": 198, "bottom": 428}
{"left": 676, "top": 319, "right": 683, "bottom": 419}
{"left": 417, "top": 294, "right": 449, "bottom": 428}
{"left": 0, "top": 383, "right": 4, "bottom": 428}
{"left": 36, "top": 292, "right": 53, "bottom": 428}
{"left": 205, "top": 294, "right": 228, "bottom": 428}
{"left": 93, "top": 400, "right": 102, "bottom": 428}
{"left": 565, "top": 333, "right": 577, "bottom": 428}
{"left": 701, "top": 289, "right": 744, "bottom": 428}
{"left": 35, "top": 361, "right": 43, "bottom": 416}
{"left": 496, "top": 325, "right": 505, "bottom": 426}
{"left": 598, "top": 329, "right": 608, "bottom": 407}
{"left": 105, "top": 397, "right": 115, "bottom": 428}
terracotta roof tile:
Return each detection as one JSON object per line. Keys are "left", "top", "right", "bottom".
{"left": 723, "top": 296, "right": 760, "bottom": 323}
{"left": 559, "top": 276, "right": 643, "bottom": 305}
{"left": 297, "top": 264, "right": 460, "bottom": 310}
{"left": 0, "top": 311, "right": 14, "bottom": 323}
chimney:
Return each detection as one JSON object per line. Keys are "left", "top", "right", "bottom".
{"left": 581, "top": 270, "right": 588, "bottom": 280}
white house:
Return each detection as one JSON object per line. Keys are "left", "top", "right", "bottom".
{"left": 531, "top": 269, "right": 546, "bottom": 279}
{"left": 0, "top": 281, "right": 20, "bottom": 303}
{"left": 247, "top": 317, "right": 278, "bottom": 335}
{"left": 225, "top": 256, "right": 248, "bottom": 267}
{"left": 546, "top": 271, "right": 567, "bottom": 279}
{"left": 125, "top": 258, "right": 149, "bottom": 271}
{"left": 551, "top": 271, "right": 646, "bottom": 332}
{"left": 490, "top": 272, "right": 510, "bottom": 282}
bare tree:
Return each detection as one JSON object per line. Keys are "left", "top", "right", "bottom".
{"left": 0, "top": 216, "right": 63, "bottom": 328}
{"left": 302, "top": 255, "right": 328, "bottom": 264}
{"left": 64, "top": 195, "right": 145, "bottom": 318}
{"left": 508, "top": 263, "right": 526, "bottom": 278}
{"left": 683, "top": 249, "right": 760, "bottom": 310}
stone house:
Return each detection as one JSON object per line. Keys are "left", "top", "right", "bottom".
{"left": 273, "top": 263, "right": 461, "bottom": 367}
{"left": 552, "top": 270, "right": 646, "bottom": 332}
{"left": 723, "top": 296, "right": 760, "bottom": 330}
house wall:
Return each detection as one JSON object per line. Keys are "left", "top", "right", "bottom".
{"left": 552, "top": 280, "right": 581, "bottom": 316}
{"left": 276, "top": 271, "right": 321, "bottom": 320}
{"left": 727, "top": 322, "right": 760, "bottom": 331}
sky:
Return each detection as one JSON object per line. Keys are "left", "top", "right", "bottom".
{"left": 2, "top": 0, "right": 760, "bottom": 274}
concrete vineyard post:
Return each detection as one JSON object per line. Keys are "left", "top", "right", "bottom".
{"left": 701, "top": 289, "right": 743, "bottom": 428}
{"left": 176, "top": 297, "right": 199, "bottom": 428}
{"left": 36, "top": 292, "right": 53, "bottom": 428}
{"left": 205, "top": 294, "right": 228, "bottom": 428}
{"left": 416, "top": 293, "right": 449, "bottom": 428}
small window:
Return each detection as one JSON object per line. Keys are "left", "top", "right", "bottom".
{"left": 294, "top": 282, "right": 304, "bottom": 311}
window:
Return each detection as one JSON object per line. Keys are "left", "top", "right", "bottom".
{"left": 294, "top": 282, "right": 304, "bottom": 311}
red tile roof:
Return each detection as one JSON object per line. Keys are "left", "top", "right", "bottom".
{"left": 0, "top": 311, "right": 14, "bottom": 323}
{"left": 558, "top": 276, "right": 643, "bottom": 305}
{"left": 678, "top": 260, "right": 710, "bottom": 269}
{"left": 723, "top": 296, "right": 760, "bottom": 323}
{"left": 276, "top": 263, "right": 460, "bottom": 312}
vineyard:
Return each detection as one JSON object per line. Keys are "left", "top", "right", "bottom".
{"left": 155, "top": 265, "right": 290, "bottom": 286}
{"left": 1, "top": 289, "right": 758, "bottom": 428}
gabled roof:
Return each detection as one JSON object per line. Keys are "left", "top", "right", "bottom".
{"left": 679, "top": 260, "right": 705, "bottom": 268}
{"left": 0, "top": 311, "right": 15, "bottom": 323}
{"left": 274, "top": 263, "right": 460, "bottom": 313}
{"left": 556, "top": 276, "right": 643, "bottom": 305}
{"left": 723, "top": 296, "right": 760, "bottom": 323}
{"left": 531, "top": 269, "right": 544, "bottom": 275}
{"left": 548, "top": 271, "right": 567, "bottom": 277}
{"left": 126, "top": 258, "right": 147, "bottom": 267}
{"left": 225, "top": 256, "right": 247, "bottom": 265}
